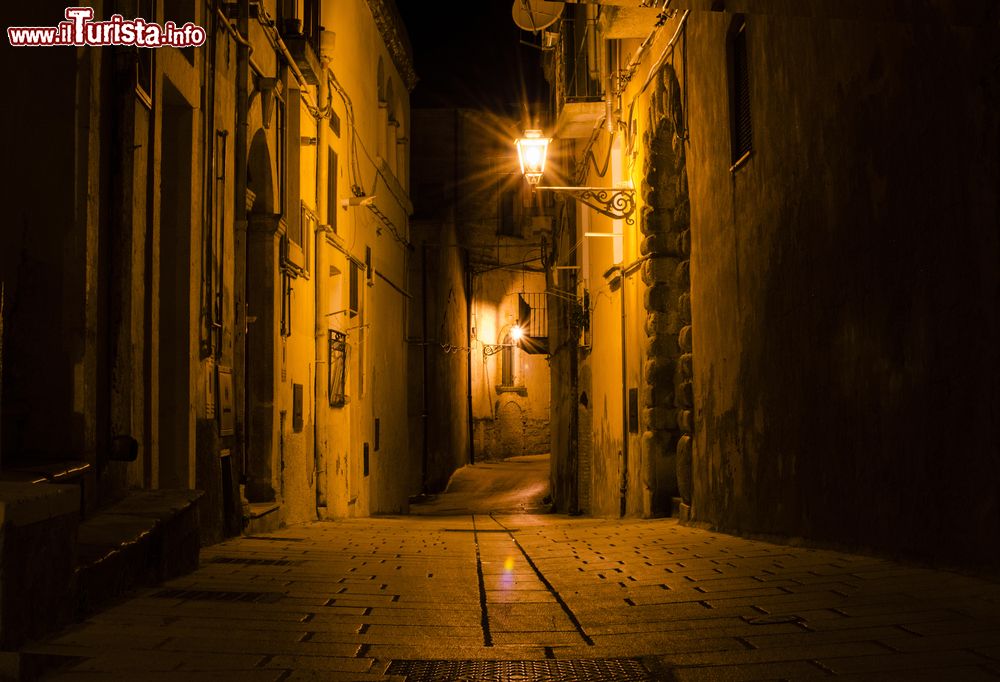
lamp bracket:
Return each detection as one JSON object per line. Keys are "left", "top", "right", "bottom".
{"left": 536, "top": 186, "right": 636, "bottom": 225}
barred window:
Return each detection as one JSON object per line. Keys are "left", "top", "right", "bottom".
{"left": 728, "top": 15, "right": 752, "bottom": 166}
{"left": 328, "top": 330, "right": 347, "bottom": 407}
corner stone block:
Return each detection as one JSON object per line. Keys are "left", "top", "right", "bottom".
{"left": 677, "top": 435, "right": 693, "bottom": 503}
{"left": 672, "top": 199, "right": 690, "bottom": 229}
{"left": 676, "top": 380, "right": 694, "bottom": 408}
{"left": 644, "top": 282, "right": 672, "bottom": 313}
{"left": 647, "top": 332, "right": 680, "bottom": 359}
{"left": 641, "top": 233, "right": 678, "bottom": 258}
{"left": 676, "top": 230, "right": 691, "bottom": 258}
{"left": 678, "top": 325, "right": 693, "bottom": 352}
{"left": 643, "top": 357, "right": 674, "bottom": 388}
{"left": 644, "top": 256, "right": 680, "bottom": 286}
{"left": 677, "top": 409, "right": 694, "bottom": 433}
{"left": 643, "top": 406, "right": 678, "bottom": 431}
{"left": 639, "top": 206, "right": 659, "bottom": 236}
{"left": 678, "top": 353, "right": 694, "bottom": 379}
{"left": 673, "top": 260, "right": 691, "bottom": 289}
{"left": 641, "top": 383, "right": 674, "bottom": 409}
{"left": 678, "top": 292, "right": 692, "bottom": 324}
{"left": 644, "top": 307, "right": 682, "bottom": 338}
{"left": 654, "top": 181, "right": 678, "bottom": 214}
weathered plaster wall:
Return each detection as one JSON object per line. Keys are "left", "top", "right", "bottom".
{"left": 318, "top": 0, "right": 416, "bottom": 516}
{"left": 471, "top": 268, "right": 551, "bottom": 461}
{"left": 683, "top": 10, "right": 1000, "bottom": 564}
{"left": 408, "top": 110, "right": 473, "bottom": 493}
{"left": 411, "top": 108, "right": 552, "bottom": 485}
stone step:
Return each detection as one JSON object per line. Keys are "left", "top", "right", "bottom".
{"left": 74, "top": 489, "right": 203, "bottom": 617}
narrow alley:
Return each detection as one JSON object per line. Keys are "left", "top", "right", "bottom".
{"left": 2, "top": 2, "right": 999, "bottom": 680}
{"left": 21, "top": 457, "right": 1000, "bottom": 681}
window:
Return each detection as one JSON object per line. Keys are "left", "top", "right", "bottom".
{"left": 327, "top": 149, "right": 337, "bottom": 232}
{"left": 280, "top": 272, "right": 292, "bottom": 337}
{"left": 365, "top": 246, "right": 373, "bottom": 286}
{"left": 348, "top": 260, "right": 359, "bottom": 318}
{"left": 728, "top": 15, "right": 752, "bottom": 166}
{"left": 501, "top": 334, "right": 515, "bottom": 387}
{"left": 328, "top": 330, "right": 347, "bottom": 407}
{"left": 377, "top": 57, "right": 385, "bottom": 103}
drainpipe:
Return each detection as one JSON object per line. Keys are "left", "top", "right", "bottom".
{"left": 420, "top": 241, "right": 429, "bottom": 491}
{"left": 618, "top": 266, "right": 628, "bottom": 518}
{"left": 235, "top": 0, "right": 250, "bottom": 488}
{"left": 465, "top": 251, "right": 475, "bottom": 466}
{"left": 567, "top": 267, "right": 580, "bottom": 514}
{"left": 314, "top": 62, "right": 331, "bottom": 512}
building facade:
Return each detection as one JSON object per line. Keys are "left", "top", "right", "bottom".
{"left": 410, "top": 108, "right": 553, "bottom": 491}
{"left": 540, "top": 1, "right": 999, "bottom": 565}
{"left": 0, "top": 0, "right": 418, "bottom": 550}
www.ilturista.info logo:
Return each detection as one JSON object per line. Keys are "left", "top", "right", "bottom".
{"left": 8, "top": 7, "right": 206, "bottom": 48}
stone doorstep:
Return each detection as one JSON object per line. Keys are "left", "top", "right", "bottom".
{"left": 0, "top": 482, "right": 80, "bottom": 527}
{"left": 246, "top": 501, "right": 282, "bottom": 535}
{"left": 0, "top": 483, "right": 81, "bottom": 654}
{"left": 74, "top": 489, "right": 205, "bottom": 618}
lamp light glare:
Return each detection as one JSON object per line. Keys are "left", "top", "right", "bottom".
{"left": 510, "top": 325, "right": 524, "bottom": 342}
{"left": 515, "top": 129, "right": 550, "bottom": 186}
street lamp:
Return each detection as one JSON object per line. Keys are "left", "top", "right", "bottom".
{"left": 514, "top": 130, "right": 636, "bottom": 225}
{"left": 514, "top": 130, "right": 550, "bottom": 185}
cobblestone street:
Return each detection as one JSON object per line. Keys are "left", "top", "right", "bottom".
{"left": 25, "top": 457, "right": 1000, "bottom": 681}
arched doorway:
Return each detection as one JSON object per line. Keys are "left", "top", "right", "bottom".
{"left": 245, "top": 129, "right": 279, "bottom": 503}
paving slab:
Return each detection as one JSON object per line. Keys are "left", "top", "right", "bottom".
{"left": 18, "top": 472, "right": 1000, "bottom": 680}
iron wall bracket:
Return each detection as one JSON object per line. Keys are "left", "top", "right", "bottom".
{"left": 537, "top": 186, "right": 636, "bottom": 225}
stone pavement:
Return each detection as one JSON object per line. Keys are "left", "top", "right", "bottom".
{"left": 20, "top": 458, "right": 1000, "bottom": 680}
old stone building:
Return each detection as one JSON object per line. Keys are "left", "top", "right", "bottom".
{"left": 536, "top": 1, "right": 999, "bottom": 565}
{"left": 0, "top": 0, "right": 417, "bottom": 645}
{"left": 410, "top": 108, "right": 553, "bottom": 490}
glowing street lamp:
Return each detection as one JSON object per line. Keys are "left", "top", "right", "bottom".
{"left": 514, "top": 129, "right": 636, "bottom": 224}
{"left": 510, "top": 325, "right": 524, "bottom": 342}
{"left": 514, "top": 129, "right": 550, "bottom": 185}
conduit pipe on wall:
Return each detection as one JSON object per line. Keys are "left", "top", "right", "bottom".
{"left": 235, "top": 0, "right": 250, "bottom": 487}
{"left": 638, "top": 10, "right": 690, "bottom": 97}
{"left": 616, "top": 264, "right": 629, "bottom": 517}
{"left": 315, "top": 53, "right": 331, "bottom": 511}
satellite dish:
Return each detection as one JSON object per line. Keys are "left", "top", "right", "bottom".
{"left": 512, "top": 0, "right": 563, "bottom": 32}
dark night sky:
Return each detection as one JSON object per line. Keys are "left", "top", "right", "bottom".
{"left": 395, "top": 1, "right": 548, "bottom": 113}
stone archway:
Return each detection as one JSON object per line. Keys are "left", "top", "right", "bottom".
{"left": 245, "top": 129, "right": 279, "bottom": 503}
{"left": 639, "top": 64, "right": 695, "bottom": 513}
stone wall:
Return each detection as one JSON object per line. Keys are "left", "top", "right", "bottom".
{"left": 639, "top": 65, "right": 694, "bottom": 515}
{"left": 683, "top": 9, "right": 1000, "bottom": 565}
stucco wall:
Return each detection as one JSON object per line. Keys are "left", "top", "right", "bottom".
{"left": 683, "top": 11, "right": 1000, "bottom": 564}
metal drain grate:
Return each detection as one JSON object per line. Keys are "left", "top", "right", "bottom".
{"left": 209, "top": 556, "right": 297, "bottom": 566}
{"left": 386, "top": 659, "right": 662, "bottom": 681}
{"left": 152, "top": 589, "right": 284, "bottom": 603}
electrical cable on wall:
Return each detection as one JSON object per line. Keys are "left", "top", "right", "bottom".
{"left": 328, "top": 70, "right": 411, "bottom": 249}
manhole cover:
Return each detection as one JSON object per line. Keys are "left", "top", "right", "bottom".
{"left": 386, "top": 659, "right": 663, "bottom": 681}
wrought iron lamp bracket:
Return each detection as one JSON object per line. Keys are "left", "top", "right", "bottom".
{"left": 537, "top": 186, "right": 636, "bottom": 225}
